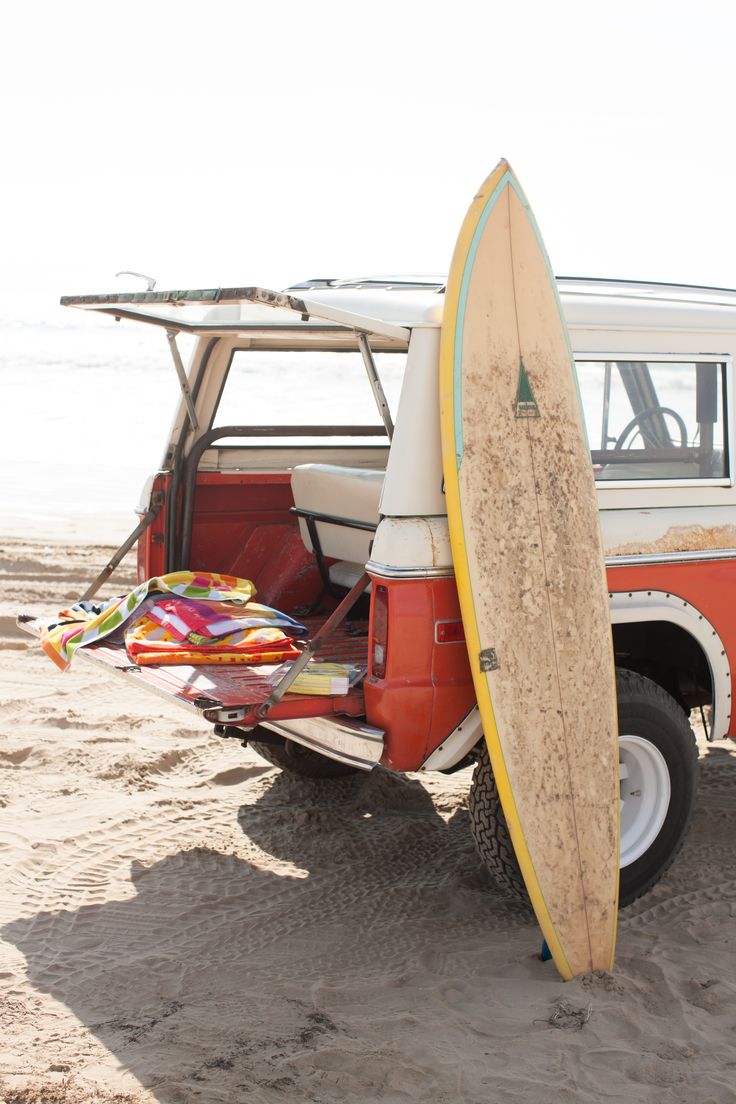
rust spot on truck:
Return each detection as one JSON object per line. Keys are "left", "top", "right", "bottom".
{"left": 426, "top": 520, "right": 441, "bottom": 566}
{"left": 606, "top": 524, "right": 736, "bottom": 557}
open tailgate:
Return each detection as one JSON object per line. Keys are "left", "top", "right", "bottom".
{"left": 17, "top": 612, "right": 367, "bottom": 727}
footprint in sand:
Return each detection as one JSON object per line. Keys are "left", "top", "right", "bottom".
{"left": 0, "top": 747, "right": 34, "bottom": 767}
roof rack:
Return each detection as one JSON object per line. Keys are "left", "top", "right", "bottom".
{"left": 288, "top": 274, "right": 736, "bottom": 300}
{"left": 287, "top": 276, "right": 447, "bottom": 292}
{"left": 557, "top": 276, "right": 736, "bottom": 300}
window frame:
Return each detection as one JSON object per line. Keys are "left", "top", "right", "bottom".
{"left": 208, "top": 343, "right": 407, "bottom": 446}
{"left": 574, "top": 352, "right": 733, "bottom": 490}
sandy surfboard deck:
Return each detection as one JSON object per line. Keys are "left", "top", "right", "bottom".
{"left": 440, "top": 160, "right": 619, "bottom": 979}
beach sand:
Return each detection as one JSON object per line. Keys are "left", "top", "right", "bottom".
{"left": 1, "top": 535, "right": 735, "bottom": 1103}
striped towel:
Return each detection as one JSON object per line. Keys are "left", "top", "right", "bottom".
{"left": 41, "top": 571, "right": 258, "bottom": 671}
{"left": 140, "top": 597, "right": 307, "bottom": 644}
{"left": 125, "top": 618, "right": 300, "bottom": 667}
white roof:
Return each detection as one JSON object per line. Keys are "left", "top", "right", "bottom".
{"left": 290, "top": 278, "right": 736, "bottom": 336}
{"left": 61, "top": 276, "right": 736, "bottom": 337}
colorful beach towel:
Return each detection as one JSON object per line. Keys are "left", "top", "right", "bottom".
{"left": 139, "top": 596, "right": 307, "bottom": 644}
{"left": 125, "top": 617, "right": 300, "bottom": 667}
{"left": 41, "top": 571, "right": 258, "bottom": 671}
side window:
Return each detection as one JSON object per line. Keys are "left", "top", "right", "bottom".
{"left": 575, "top": 360, "right": 728, "bottom": 481}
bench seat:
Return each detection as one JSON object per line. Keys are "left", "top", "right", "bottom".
{"left": 291, "top": 463, "right": 384, "bottom": 588}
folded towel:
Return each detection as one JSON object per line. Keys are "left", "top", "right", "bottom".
{"left": 141, "top": 596, "right": 307, "bottom": 643}
{"left": 126, "top": 617, "right": 300, "bottom": 667}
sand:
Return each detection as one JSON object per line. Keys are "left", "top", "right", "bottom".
{"left": 1, "top": 535, "right": 735, "bottom": 1104}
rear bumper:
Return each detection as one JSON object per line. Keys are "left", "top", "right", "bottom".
{"left": 262, "top": 715, "right": 384, "bottom": 771}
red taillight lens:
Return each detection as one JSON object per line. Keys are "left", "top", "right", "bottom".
{"left": 371, "top": 584, "right": 389, "bottom": 679}
{"left": 435, "top": 619, "right": 466, "bottom": 644}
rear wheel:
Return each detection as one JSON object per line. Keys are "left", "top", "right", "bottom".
{"left": 468, "top": 669, "right": 699, "bottom": 908}
{"left": 249, "top": 730, "right": 359, "bottom": 779}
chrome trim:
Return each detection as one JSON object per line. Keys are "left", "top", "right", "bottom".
{"left": 116, "top": 270, "right": 157, "bottom": 291}
{"left": 598, "top": 479, "right": 731, "bottom": 490}
{"left": 262, "top": 715, "right": 384, "bottom": 771}
{"left": 576, "top": 350, "right": 729, "bottom": 363}
{"left": 571, "top": 322, "right": 736, "bottom": 335}
{"left": 369, "top": 546, "right": 736, "bottom": 577}
{"left": 369, "top": 545, "right": 736, "bottom": 576}
{"left": 607, "top": 547, "right": 736, "bottom": 568}
{"left": 367, "top": 559, "right": 453, "bottom": 579}
{"left": 419, "top": 708, "right": 483, "bottom": 771}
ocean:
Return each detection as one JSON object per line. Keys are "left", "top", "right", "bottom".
{"left": 0, "top": 295, "right": 188, "bottom": 542}
{"left": 0, "top": 295, "right": 404, "bottom": 544}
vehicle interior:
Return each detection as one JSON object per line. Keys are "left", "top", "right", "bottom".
{"left": 51, "top": 289, "right": 409, "bottom": 731}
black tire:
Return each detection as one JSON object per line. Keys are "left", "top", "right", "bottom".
{"left": 248, "top": 730, "right": 359, "bottom": 779}
{"left": 468, "top": 668, "right": 699, "bottom": 908}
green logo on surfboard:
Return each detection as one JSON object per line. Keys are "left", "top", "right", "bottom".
{"left": 514, "top": 359, "right": 540, "bottom": 418}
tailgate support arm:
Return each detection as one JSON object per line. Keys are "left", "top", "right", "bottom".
{"left": 255, "top": 572, "right": 370, "bottom": 718}
{"left": 166, "top": 328, "right": 199, "bottom": 432}
{"left": 357, "top": 332, "right": 394, "bottom": 441}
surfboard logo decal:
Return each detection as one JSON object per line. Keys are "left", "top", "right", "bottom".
{"left": 514, "top": 358, "right": 540, "bottom": 419}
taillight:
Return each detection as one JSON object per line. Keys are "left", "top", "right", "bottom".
{"left": 435, "top": 619, "right": 466, "bottom": 644}
{"left": 371, "top": 584, "right": 389, "bottom": 679}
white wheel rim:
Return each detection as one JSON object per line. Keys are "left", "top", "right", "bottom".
{"left": 619, "top": 735, "right": 671, "bottom": 867}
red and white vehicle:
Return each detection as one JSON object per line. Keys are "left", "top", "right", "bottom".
{"left": 24, "top": 276, "right": 736, "bottom": 906}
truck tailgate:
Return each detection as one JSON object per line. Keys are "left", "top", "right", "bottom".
{"left": 17, "top": 613, "right": 368, "bottom": 727}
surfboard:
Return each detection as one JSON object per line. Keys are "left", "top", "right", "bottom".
{"left": 439, "top": 160, "right": 619, "bottom": 980}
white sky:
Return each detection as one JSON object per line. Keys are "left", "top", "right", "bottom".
{"left": 2, "top": 0, "right": 736, "bottom": 296}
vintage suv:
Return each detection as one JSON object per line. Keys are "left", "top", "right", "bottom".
{"left": 24, "top": 276, "right": 736, "bottom": 908}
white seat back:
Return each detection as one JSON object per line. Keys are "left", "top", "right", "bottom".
{"left": 291, "top": 463, "right": 384, "bottom": 565}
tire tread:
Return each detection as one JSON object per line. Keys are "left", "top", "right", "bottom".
{"left": 467, "top": 668, "right": 699, "bottom": 909}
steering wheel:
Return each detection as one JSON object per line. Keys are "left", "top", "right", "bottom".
{"left": 614, "top": 406, "right": 688, "bottom": 451}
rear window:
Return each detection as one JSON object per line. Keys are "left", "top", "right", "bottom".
{"left": 576, "top": 359, "right": 728, "bottom": 482}
{"left": 213, "top": 349, "right": 405, "bottom": 443}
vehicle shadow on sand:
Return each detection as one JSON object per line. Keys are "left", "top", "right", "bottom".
{"left": 2, "top": 767, "right": 533, "bottom": 1103}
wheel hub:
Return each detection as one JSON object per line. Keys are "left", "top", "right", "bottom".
{"left": 619, "top": 734, "right": 671, "bottom": 867}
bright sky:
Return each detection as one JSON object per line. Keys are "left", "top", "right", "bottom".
{"left": 2, "top": 0, "right": 736, "bottom": 297}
